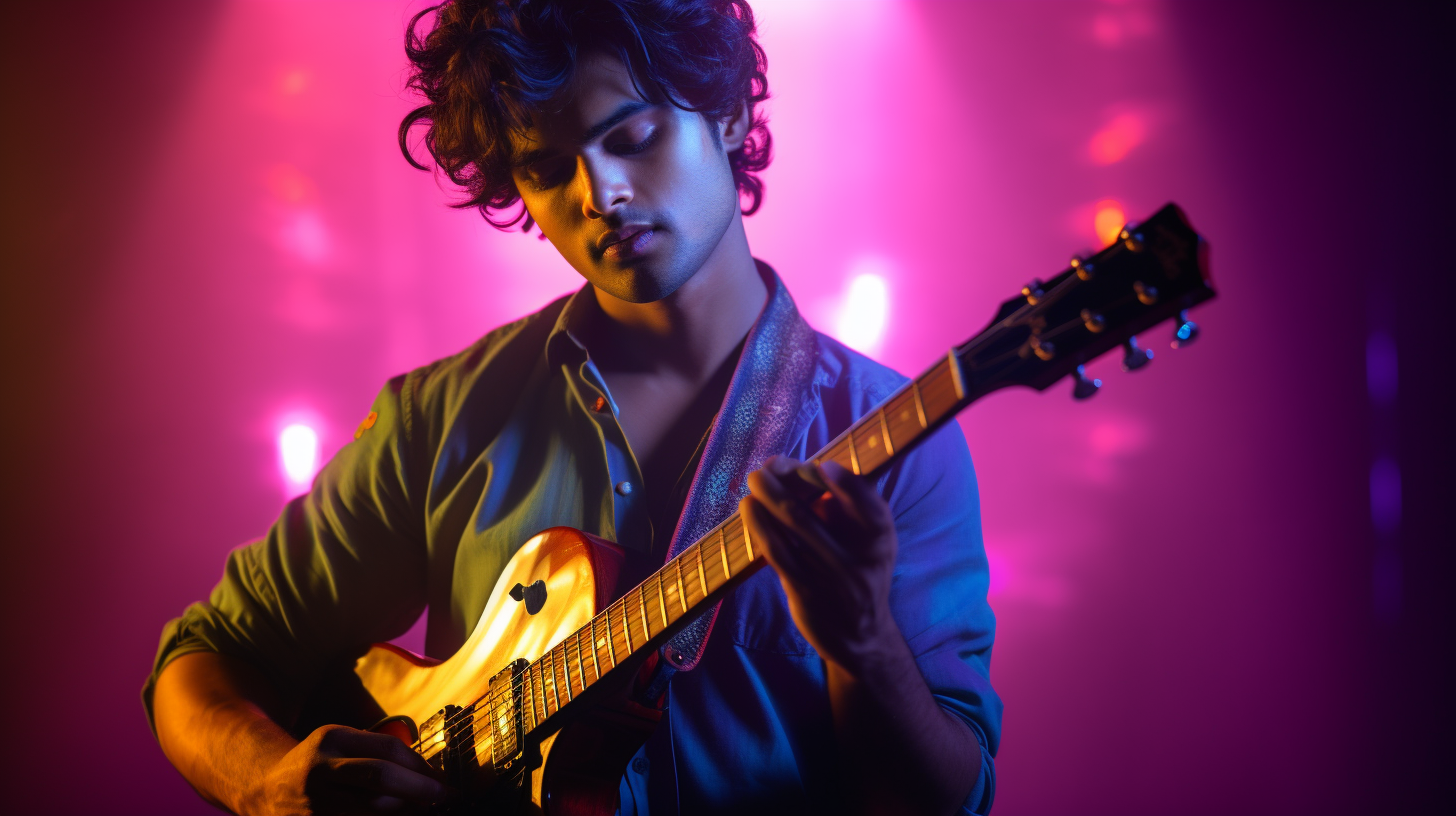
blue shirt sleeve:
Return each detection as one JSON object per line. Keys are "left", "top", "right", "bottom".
{"left": 878, "top": 419, "right": 1001, "bottom": 815}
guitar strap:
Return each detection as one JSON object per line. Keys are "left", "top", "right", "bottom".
{"left": 659, "top": 265, "right": 821, "bottom": 671}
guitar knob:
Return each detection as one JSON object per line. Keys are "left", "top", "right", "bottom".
{"left": 1072, "top": 365, "right": 1102, "bottom": 400}
{"left": 1172, "top": 310, "right": 1200, "bottom": 348}
{"left": 1122, "top": 336, "right": 1153, "bottom": 371}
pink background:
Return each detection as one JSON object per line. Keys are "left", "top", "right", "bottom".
{"left": 1, "top": 1, "right": 1450, "bottom": 813}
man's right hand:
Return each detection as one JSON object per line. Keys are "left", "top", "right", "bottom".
{"left": 154, "top": 652, "right": 450, "bottom": 816}
{"left": 247, "top": 724, "right": 449, "bottom": 815}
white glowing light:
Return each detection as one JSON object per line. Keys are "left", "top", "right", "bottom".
{"left": 836, "top": 272, "right": 890, "bottom": 354}
{"left": 279, "top": 424, "right": 319, "bottom": 487}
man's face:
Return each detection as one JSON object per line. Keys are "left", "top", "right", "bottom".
{"left": 510, "top": 52, "right": 744, "bottom": 304}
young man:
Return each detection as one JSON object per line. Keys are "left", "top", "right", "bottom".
{"left": 146, "top": 2, "right": 1001, "bottom": 814}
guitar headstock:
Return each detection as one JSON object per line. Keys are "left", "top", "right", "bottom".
{"left": 954, "top": 203, "right": 1214, "bottom": 400}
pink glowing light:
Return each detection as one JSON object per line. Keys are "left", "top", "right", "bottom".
{"left": 1088, "top": 113, "right": 1147, "bottom": 165}
{"left": 278, "top": 424, "right": 320, "bottom": 489}
{"left": 277, "top": 209, "right": 333, "bottom": 265}
{"left": 1093, "top": 199, "right": 1127, "bottom": 247}
{"left": 835, "top": 268, "right": 889, "bottom": 355}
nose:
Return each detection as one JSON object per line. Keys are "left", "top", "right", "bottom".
{"left": 578, "top": 155, "right": 632, "bottom": 220}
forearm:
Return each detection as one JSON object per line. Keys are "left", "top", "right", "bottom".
{"left": 827, "top": 624, "right": 982, "bottom": 816}
{"left": 153, "top": 651, "right": 299, "bottom": 815}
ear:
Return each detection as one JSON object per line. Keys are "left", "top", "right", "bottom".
{"left": 719, "top": 100, "right": 752, "bottom": 153}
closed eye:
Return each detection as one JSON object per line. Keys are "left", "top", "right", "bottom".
{"left": 610, "top": 127, "right": 661, "bottom": 156}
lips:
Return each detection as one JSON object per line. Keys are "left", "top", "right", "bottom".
{"left": 596, "top": 224, "right": 652, "bottom": 255}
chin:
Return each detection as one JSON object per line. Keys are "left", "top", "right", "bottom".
{"left": 594, "top": 261, "right": 694, "bottom": 304}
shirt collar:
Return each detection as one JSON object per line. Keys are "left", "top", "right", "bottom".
{"left": 542, "top": 259, "right": 811, "bottom": 372}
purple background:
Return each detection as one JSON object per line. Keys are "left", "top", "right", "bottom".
{"left": 1, "top": 2, "right": 1451, "bottom": 813}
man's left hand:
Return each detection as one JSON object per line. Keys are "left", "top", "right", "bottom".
{"left": 739, "top": 456, "right": 898, "bottom": 670}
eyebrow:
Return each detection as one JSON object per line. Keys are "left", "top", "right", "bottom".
{"left": 513, "top": 100, "right": 656, "bottom": 168}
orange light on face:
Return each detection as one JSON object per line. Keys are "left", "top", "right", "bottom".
{"left": 1088, "top": 113, "right": 1146, "bottom": 165}
{"left": 1093, "top": 200, "right": 1126, "bottom": 247}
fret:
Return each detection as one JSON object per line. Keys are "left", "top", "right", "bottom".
{"left": 573, "top": 634, "right": 588, "bottom": 689}
{"left": 527, "top": 666, "right": 538, "bottom": 730}
{"left": 846, "top": 428, "right": 861, "bottom": 475}
{"left": 557, "top": 646, "right": 572, "bottom": 701}
{"left": 674, "top": 559, "right": 688, "bottom": 614}
{"left": 911, "top": 379, "right": 928, "bottom": 429}
{"left": 878, "top": 406, "right": 894, "bottom": 456}
{"left": 741, "top": 518, "right": 754, "bottom": 561}
{"left": 638, "top": 587, "right": 651, "bottom": 642}
{"left": 656, "top": 573, "right": 669, "bottom": 631}
{"left": 695, "top": 544, "right": 709, "bottom": 599}
{"left": 588, "top": 617, "right": 601, "bottom": 680}
{"left": 535, "top": 664, "right": 546, "bottom": 723}
{"left": 547, "top": 650, "right": 560, "bottom": 712}
{"left": 719, "top": 526, "right": 731, "bottom": 579}
{"left": 854, "top": 423, "right": 885, "bottom": 472}
{"left": 621, "top": 600, "right": 634, "bottom": 652}
{"left": 946, "top": 350, "right": 967, "bottom": 400}
{"left": 603, "top": 608, "right": 617, "bottom": 667}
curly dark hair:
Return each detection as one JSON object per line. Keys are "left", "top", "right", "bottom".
{"left": 398, "top": 0, "right": 772, "bottom": 231}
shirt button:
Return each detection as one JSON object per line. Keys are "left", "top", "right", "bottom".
{"left": 632, "top": 756, "right": 649, "bottom": 774}
{"left": 615, "top": 481, "right": 633, "bottom": 496}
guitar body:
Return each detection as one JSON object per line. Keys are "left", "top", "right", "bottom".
{"left": 353, "top": 527, "right": 659, "bottom": 814}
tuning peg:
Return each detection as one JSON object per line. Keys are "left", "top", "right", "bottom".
{"left": 1172, "top": 310, "right": 1200, "bottom": 348}
{"left": 1133, "top": 280, "right": 1159, "bottom": 305}
{"left": 1120, "top": 226, "right": 1145, "bottom": 253}
{"left": 1021, "top": 278, "right": 1045, "bottom": 305}
{"left": 1070, "top": 255, "right": 1095, "bottom": 281}
{"left": 1072, "top": 365, "right": 1102, "bottom": 399}
{"left": 1121, "top": 336, "right": 1153, "bottom": 371}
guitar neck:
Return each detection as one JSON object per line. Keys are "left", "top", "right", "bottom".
{"left": 484, "top": 352, "right": 970, "bottom": 743}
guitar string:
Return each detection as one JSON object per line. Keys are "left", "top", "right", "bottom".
{"left": 409, "top": 387, "right": 951, "bottom": 752}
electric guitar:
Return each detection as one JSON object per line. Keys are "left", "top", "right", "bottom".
{"left": 340, "top": 203, "right": 1215, "bottom": 813}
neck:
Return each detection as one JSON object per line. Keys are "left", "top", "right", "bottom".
{"left": 584, "top": 212, "right": 766, "bottom": 380}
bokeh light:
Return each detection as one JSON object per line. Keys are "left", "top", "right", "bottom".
{"left": 278, "top": 423, "right": 320, "bottom": 490}
{"left": 835, "top": 270, "right": 889, "bottom": 354}
{"left": 1093, "top": 199, "right": 1127, "bottom": 247}
{"left": 1088, "top": 112, "right": 1147, "bottom": 165}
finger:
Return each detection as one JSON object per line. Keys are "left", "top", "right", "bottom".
{"left": 328, "top": 757, "right": 449, "bottom": 802}
{"left": 820, "top": 460, "right": 894, "bottom": 531}
{"left": 324, "top": 728, "right": 440, "bottom": 778}
{"left": 747, "top": 477, "right": 845, "bottom": 567}
{"left": 741, "top": 496, "right": 822, "bottom": 579}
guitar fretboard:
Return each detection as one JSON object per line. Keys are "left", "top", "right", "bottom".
{"left": 414, "top": 352, "right": 968, "bottom": 766}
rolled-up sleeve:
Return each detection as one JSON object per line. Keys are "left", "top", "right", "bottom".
{"left": 141, "top": 374, "right": 429, "bottom": 734}
{"left": 880, "top": 420, "right": 1002, "bottom": 815}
